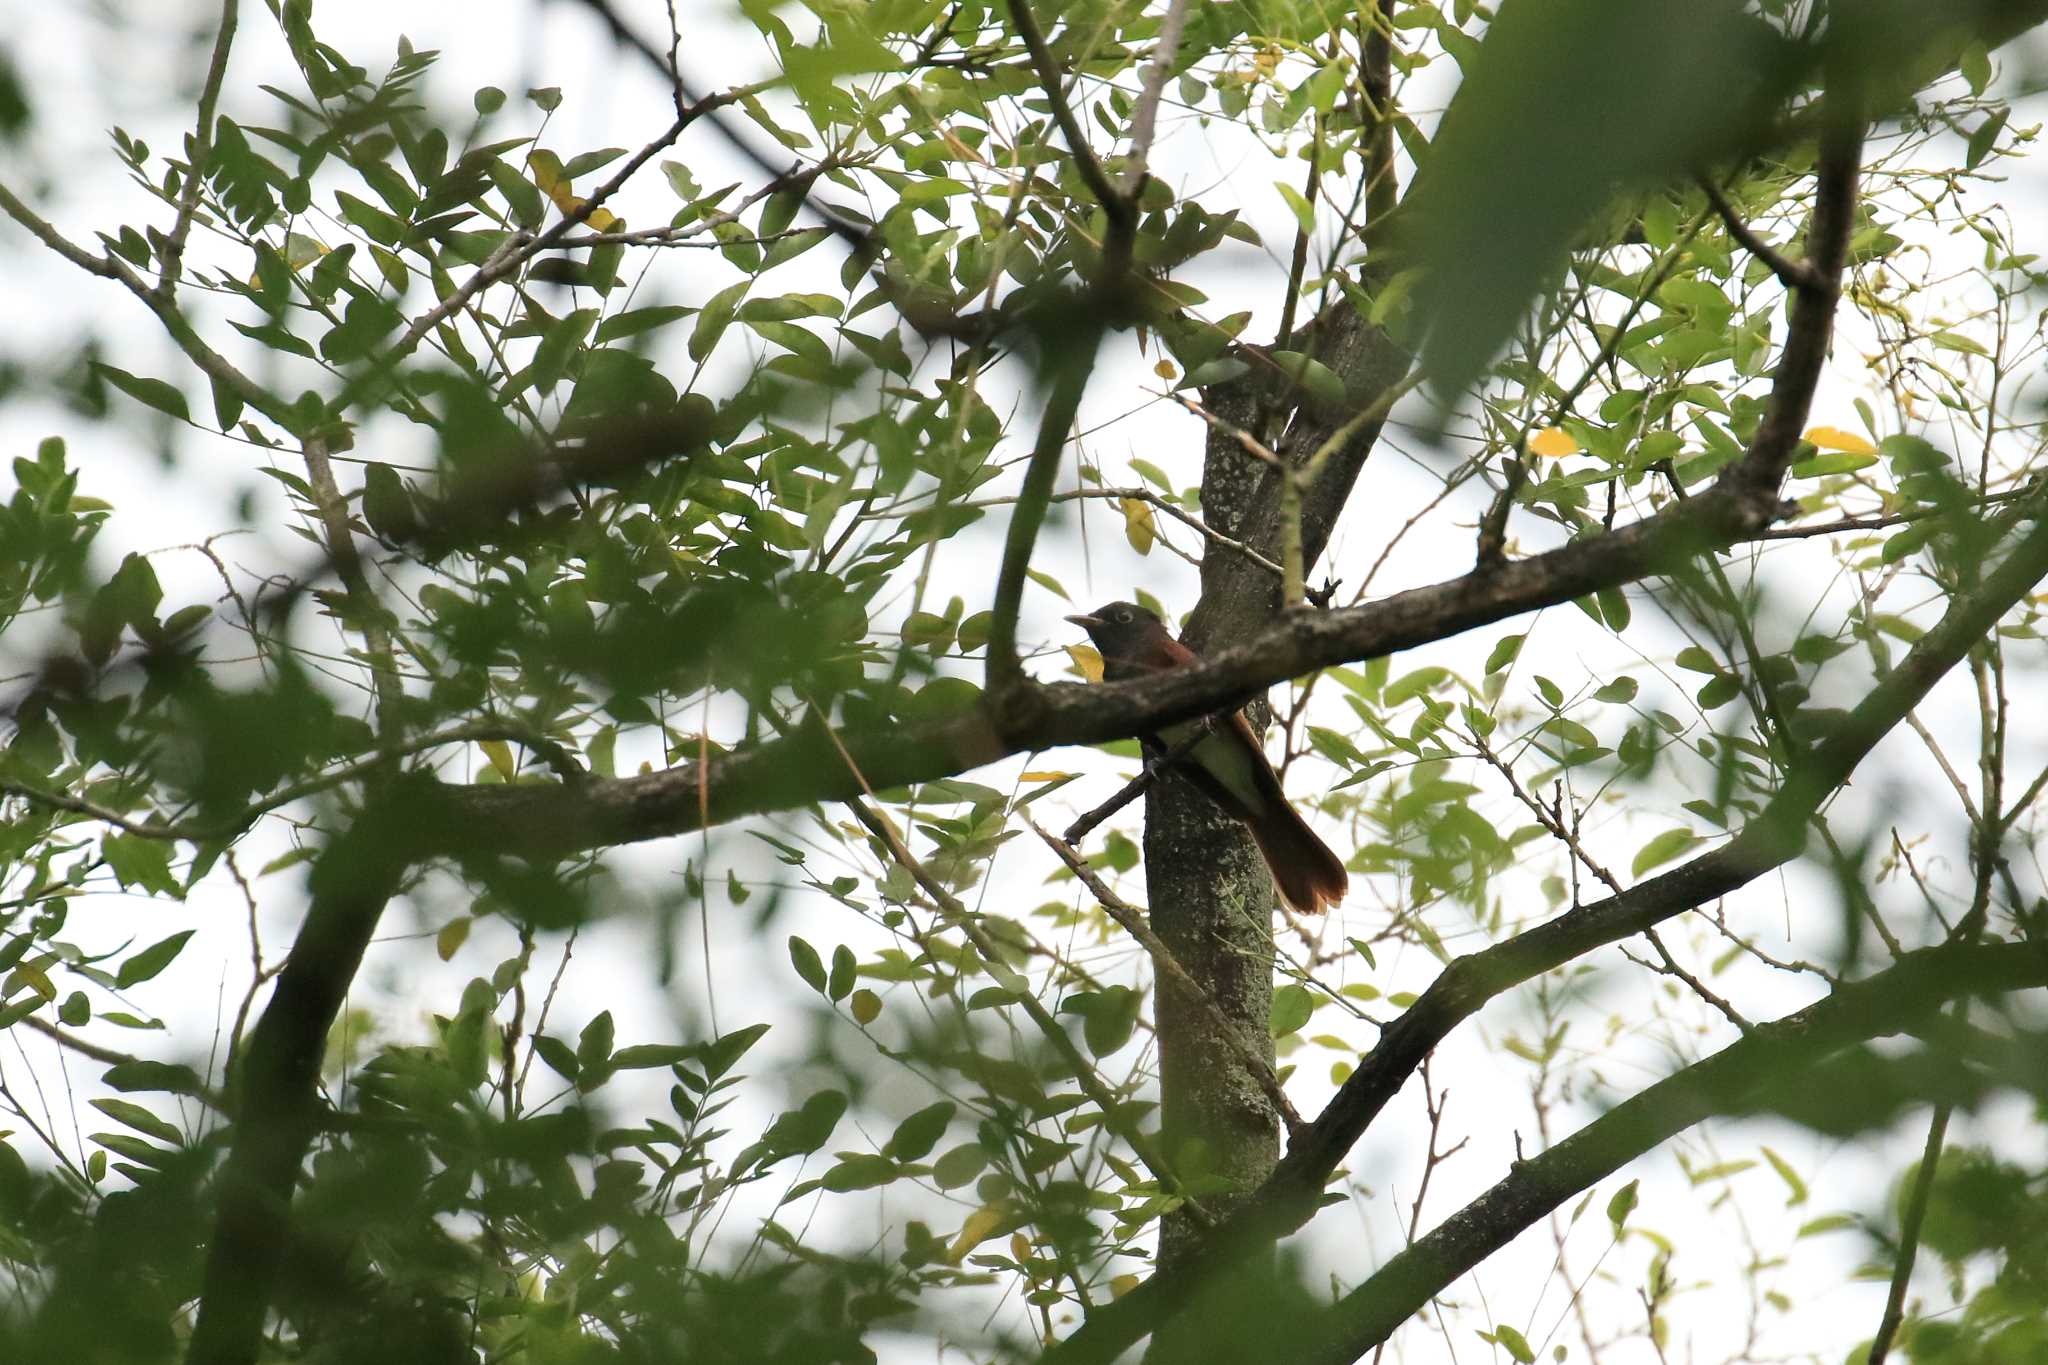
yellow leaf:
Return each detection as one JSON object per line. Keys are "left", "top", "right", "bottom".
{"left": 9, "top": 960, "right": 53, "bottom": 1002}
{"left": 586, "top": 206, "right": 618, "bottom": 232}
{"left": 479, "top": 738, "right": 516, "bottom": 780}
{"left": 436, "top": 917, "right": 472, "bottom": 962}
{"left": 1110, "top": 1274, "right": 1142, "bottom": 1298}
{"left": 947, "top": 1205, "right": 1010, "bottom": 1263}
{"left": 1065, "top": 644, "right": 1105, "bottom": 683}
{"left": 1018, "top": 771, "right": 1075, "bottom": 783}
{"left": 1009, "top": 1231, "right": 1031, "bottom": 1262}
{"left": 1153, "top": 358, "right": 1177, "bottom": 381}
{"left": 283, "top": 233, "right": 329, "bottom": 269}
{"left": 939, "top": 129, "right": 986, "bottom": 165}
{"left": 528, "top": 150, "right": 576, "bottom": 212}
{"left": 1120, "top": 497, "right": 1156, "bottom": 555}
{"left": 1528, "top": 427, "right": 1578, "bottom": 457}
{"left": 1803, "top": 425, "right": 1876, "bottom": 454}
{"left": 849, "top": 989, "right": 881, "bottom": 1025}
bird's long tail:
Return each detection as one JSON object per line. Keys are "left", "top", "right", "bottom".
{"left": 1245, "top": 799, "right": 1349, "bottom": 915}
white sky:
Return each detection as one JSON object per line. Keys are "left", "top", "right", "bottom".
{"left": 4, "top": 3, "right": 2048, "bottom": 1363}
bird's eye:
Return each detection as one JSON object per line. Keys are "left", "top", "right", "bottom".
{"left": 1113, "top": 607, "right": 1131, "bottom": 622}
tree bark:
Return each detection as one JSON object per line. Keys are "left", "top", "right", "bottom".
{"left": 1145, "top": 9, "right": 1408, "bottom": 1316}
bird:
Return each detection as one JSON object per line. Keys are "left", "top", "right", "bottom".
{"left": 1064, "top": 601, "right": 1349, "bottom": 914}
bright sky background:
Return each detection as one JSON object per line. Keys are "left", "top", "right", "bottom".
{"left": 5, "top": 3, "right": 2048, "bottom": 1362}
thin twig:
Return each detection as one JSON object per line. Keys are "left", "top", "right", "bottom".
{"left": 1007, "top": 0, "right": 1126, "bottom": 221}
{"left": 1477, "top": 210, "right": 1708, "bottom": 567}
{"left": 1061, "top": 719, "right": 1218, "bottom": 843}
{"left": 155, "top": 0, "right": 240, "bottom": 301}
{"left": 24, "top": 1015, "right": 229, "bottom": 1112}
{"left": 818, "top": 721, "right": 1208, "bottom": 1223}
{"left": 1119, "top": 0, "right": 1196, "bottom": 197}
{"left": 1028, "top": 817, "right": 1304, "bottom": 1139}
{"left": 1867, "top": 1102, "right": 1951, "bottom": 1364}
{"left": 1696, "top": 174, "right": 1821, "bottom": 292}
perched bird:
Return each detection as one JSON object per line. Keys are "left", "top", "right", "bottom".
{"left": 1065, "top": 601, "right": 1349, "bottom": 914}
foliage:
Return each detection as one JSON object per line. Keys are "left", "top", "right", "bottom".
{"left": 0, "top": 0, "right": 2045, "bottom": 1363}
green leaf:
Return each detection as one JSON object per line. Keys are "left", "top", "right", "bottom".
{"left": 101, "top": 835, "right": 179, "bottom": 896}
{"left": 1024, "top": 567, "right": 1069, "bottom": 601}
{"left": 690, "top": 281, "right": 748, "bottom": 362}
{"left": 361, "top": 463, "right": 418, "bottom": 542}
{"left": 1606, "top": 1178, "right": 1639, "bottom": 1233}
{"left": 1966, "top": 109, "right": 2009, "bottom": 171}
{"left": 1696, "top": 673, "right": 1742, "bottom": 709}
{"left": 530, "top": 1033, "right": 579, "bottom": 1082}
{"left": 1266, "top": 350, "right": 1347, "bottom": 408}
{"left": 90, "top": 1098, "right": 182, "bottom": 1146}
{"left": 1630, "top": 828, "right": 1698, "bottom": 878}
{"left": 763, "top": 1089, "right": 847, "bottom": 1156}
{"left": 1958, "top": 41, "right": 1992, "bottom": 94}
{"left": 609, "top": 1043, "right": 695, "bottom": 1069}
{"left": 335, "top": 190, "right": 405, "bottom": 246}
{"left": 563, "top": 147, "right": 628, "bottom": 178}
{"left": 1275, "top": 181, "right": 1317, "bottom": 237}
{"left": 1929, "top": 329, "right": 1990, "bottom": 358}
{"left": 828, "top": 944, "right": 856, "bottom": 1003}
{"left": 1492, "top": 1325, "right": 1535, "bottom": 1364}
{"left": 1485, "top": 634, "right": 1524, "bottom": 674}
{"left": 90, "top": 1133, "right": 174, "bottom": 1168}
{"left": 1403, "top": 0, "right": 1797, "bottom": 394}
{"left": 1596, "top": 587, "right": 1630, "bottom": 631}
{"left": 931, "top": 1142, "right": 987, "bottom": 1189}
{"left": 595, "top": 305, "right": 696, "bottom": 343}
{"left": 209, "top": 372, "right": 245, "bottom": 431}
{"left": 1270, "top": 984, "right": 1314, "bottom": 1038}
{"left": 577, "top": 1010, "right": 615, "bottom": 1073}
{"left": 1761, "top": 1146, "right": 1808, "bottom": 1206}
{"left": 92, "top": 364, "right": 189, "bottom": 423}
{"left": 788, "top": 935, "right": 827, "bottom": 993}
{"left": 116, "top": 930, "right": 195, "bottom": 988}
{"left": 702, "top": 1021, "right": 770, "bottom": 1079}
{"left": 1081, "top": 985, "right": 1139, "bottom": 1057}
{"left": 1789, "top": 450, "right": 1878, "bottom": 478}
{"left": 820, "top": 1153, "right": 898, "bottom": 1191}
{"left": 885, "top": 1101, "right": 955, "bottom": 1161}
{"left": 101, "top": 1060, "right": 206, "bottom": 1097}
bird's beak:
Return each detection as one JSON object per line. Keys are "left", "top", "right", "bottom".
{"left": 1063, "top": 612, "right": 1104, "bottom": 630}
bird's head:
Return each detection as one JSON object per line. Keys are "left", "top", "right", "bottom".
{"left": 1064, "top": 601, "right": 1163, "bottom": 642}
{"left": 1063, "top": 601, "right": 1166, "bottom": 657}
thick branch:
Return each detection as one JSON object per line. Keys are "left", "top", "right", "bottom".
{"left": 985, "top": 324, "right": 1102, "bottom": 696}
{"left": 1720, "top": 104, "right": 1861, "bottom": 503}
{"left": 1294, "top": 942, "right": 2048, "bottom": 1365}
{"left": 185, "top": 785, "right": 447, "bottom": 1365}
{"left": 440, "top": 476, "right": 1802, "bottom": 854}
{"left": 1, "top": 720, "right": 579, "bottom": 843}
